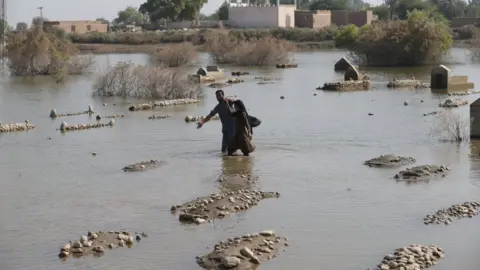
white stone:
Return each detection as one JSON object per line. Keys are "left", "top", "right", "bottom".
{"left": 60, "top": 121, "right": 68, "bottom": 131}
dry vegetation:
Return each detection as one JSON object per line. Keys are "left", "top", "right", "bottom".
{"left": 7, "top": 26, "right": 93, "bottom": 80}
{"left": 93, "top": 61, "right": 201, "bottom": 100}
{"left": 205, "top": 31, "right": 295, "bottom": 66}
{"left": 151, "top": 42, "right": 198, "bottom": 67}
{"left": 430, "top": 111, "right": 470, "bottom": 143}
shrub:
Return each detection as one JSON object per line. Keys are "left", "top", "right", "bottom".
{"left": 7, "top": 26, "right": 93, "bottom": 80}
{"left": 335, "top": 10, "right": 452, "bottom": 66}
{"left": 334, "top": 24, "right": 360, "bottom": 48}
{"left": 68, "top": 28, "right": 339, "bottom": 45}
{"left": 453, "top": 25, "right": 479, "bottom": 40}
{"left": 430, "top": 110, "right": 469, "bottom": 143}
{"left": 93, "top": 61, "right": 201, "bottom": 100}
{"left": 205, "top": 31, "right": 295, "bottom": 66}
{"left": 151, "top": 42, "right": 198, "bottom": 67}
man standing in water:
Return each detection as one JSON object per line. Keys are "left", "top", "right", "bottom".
{"left": 197, "top": 90, "right": 236, "bottom": 153}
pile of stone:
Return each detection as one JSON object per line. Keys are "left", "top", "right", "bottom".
{"left": 196, "top": 230, "right": 288, "bottom": 269}
{"left": 423, "top": 201, "right": 480, "bottom": 225}
{"left": 439, "top": 99, "right": 468, "bottom": 108}
{"left": 254, "top": 76, "right": 280, "bottom": 81}
{"left": 128, "top": 98, "right": 200, "bottom": 111}
{"left": 123, "top": 160, "right": 163, "bottom": 172}
{"left": 423, "top": 111, "right": 438, "bottom": 117}
{"left": 59, "top": 120, "right": 115, "bottom": 132}
{"left": 96, "top": 114, "right": 124, "bottom": 121}
{"left": 317, "top": 80, "right": 370, "bottom": 91}
{"left": 171, "top": 189, "right": 280, "bottom": 224}
{"left": 185, "top": 115, "right": 219, "bottom": 122}
{"left": 448, "top": 90, "right": 480, "bottom": 96}
{"left": 148, "top": 115, "right": 170, "bottom": 120}
{"left": 276, "top": 63, "right": 298, "bottom": 68}
{"left": 50, "top": 106, "right": 94, "bottom": 118}
{"left": 370, "top": 244, "right": 444, "bottom": 270}
{"left": 394, "top": 164, "right": 449, "bottom": 181}
{"left": 208, "top": 83, "right": 230, "bottom": 88}
{"left": 364, "top": 154, "right": 416, "bottom": 168}
{"left": 227, "top": 78, "right": 244, "bottom": 84}
{"left": 257, "top": 81, "right": 275, "bottom": 85}
{"left": 386, "top": 79, "right": 430, "bottom": 88}
{"left": 0, "top": 121, "right": 35, "bottom": 133}
{"left": 58, "top": 231, "right": 147, "bottom": 259}
{"left": 231, "top": 71, "right": 249, "bottom": 76}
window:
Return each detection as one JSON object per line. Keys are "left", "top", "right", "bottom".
{"left": 71, "top": 25, "right": 76, "bottom": 33}
{"left": 87, "top": 25, "right": 91, "bottom": 31}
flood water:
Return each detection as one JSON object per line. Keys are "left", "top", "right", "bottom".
{"left": 1, "top": 49, "right": 480, "bottom": 270}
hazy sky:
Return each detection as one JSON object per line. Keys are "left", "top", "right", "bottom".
{"left": 7, "top": 0, "right": 225, "bottom": 26}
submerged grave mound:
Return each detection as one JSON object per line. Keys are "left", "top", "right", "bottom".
{"left": 227, "top": 78, "right": 244, "bottom": 84}
{"left": 447, "top": 90, "right": 480, "bottom": 96}
{"left": 0, "top": 121, "right": 35, "bottom": 133}
{"left": 96, "top": 114, "right": 124, "bottom": 121}
{"left": 231, "top": 71, "right": 249, "bottom": 76}
{"left": 123, "top": 160, "right": 163, "bottom": 172}
{"left": 423, "top": 201, "right": 480, "bottom": 225}
{"left": 439, "top": 98, "right": 468, "bottom": 108}
{"left": 364, "top": 155, "right": 416, "bottom": 167}
{"left": 370, "top": 244, "right": 444, "bottom": 270}
{"left": 148, "top": 114, "right": 170, "bottom": 120}
{"left": 386, "top": 79, "right": 430, "bottom": 89}
{"left": 171, "top": 189, "right": 280, "bottom": 224}
{"left": 58, "top": 231, "right": 147, "bottom": 259}
{"left": 50, "top": 106, "right": 94, "bottom": 118}
{"left": 196, "top": 230, "right": 288, "bottom": 269}
{"left": 208, "top": 83, "right": 230, "bottom": 88}
{"left": 185, "top": 115, "right": 219, "bottom": 122}
{"left": 394, "top": 164, "right": 449, "bottom": 181}
{"left": 317, "top": 80, "right": 370, "bottom": 91}
{"left": 128, "top": 98, "right": 199, "bottom": 111}
{"left": 58, "top": 120, "right": 115, "bottom": 132}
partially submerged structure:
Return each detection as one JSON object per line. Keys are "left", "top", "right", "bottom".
{"left": 334, "top": 57, "right": 356, "bottom": 72}
{"left": 344, "top": 66, "right": 360, "bottom": 81}
{"left": 431, "top": 65, "right": 474, "bottom": 92}
{"left": 470, "top": 98, "right": 480, "bottom": 139}
{"left": 189, "top": 66, "right": 225, "bottom": 83}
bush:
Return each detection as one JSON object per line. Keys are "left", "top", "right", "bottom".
{"left": 93, "top": 61, "right": 201, "bottom": 100}
{"left": 7, "top": 26, "right": 93, "bottom": 79}
{"left": 151, "top": 42, "right": 198, "bottom": 67}
{"left": 205, "top": 31, "right": 295, "bottom": 66}
{"left": 68, "top": 27, "right": 339, "bottom": 45}
{"left": 335, "top": 10, "right": 452, "bottom": 66}
{"left": 453, "top": 25, "right": 479, "bottom": 40}
{"left": 430, "top": 111, "right": 469, "bottom": 143}
{"left": 334, "top": 24, "right": 360, "bottom": 48}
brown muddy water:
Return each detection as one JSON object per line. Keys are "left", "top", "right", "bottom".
{"left": 1, "top": 49, "right": 480, "bottom": 270}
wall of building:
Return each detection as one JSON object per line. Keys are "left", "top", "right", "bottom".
{"left": 331, "top": 10, "right": 373, "bottom": 27}
{"left": 295, "top": 11, "right": 314, "bottom": 28}
{"left": 54, "top": 20, "right": 108, "bottom": 34}
{"left": 295, "top": 10, "right": 331, "bottom": 28}
{"left": 278, "top": 5, "right": 296, "bottom": 27}
{"left": 228, "top": 5, "right": 279, "bottom": 28}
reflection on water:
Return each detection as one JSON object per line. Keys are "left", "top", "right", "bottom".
{"left": 2, "top": 50, "right": 480, "bottom": 270}
{"left": 218, "top": 156, "right": 256, "bottom": 191}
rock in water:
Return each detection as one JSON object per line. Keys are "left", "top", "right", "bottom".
{"left": 221, "top": 256, "right": 241, "bottom": 268}
{"left": 364, "top": 155, "right": 416, "bottom": 167}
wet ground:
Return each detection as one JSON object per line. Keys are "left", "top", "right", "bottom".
{"left": 1, "top": 50, "right": 480, "bottom": 269}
